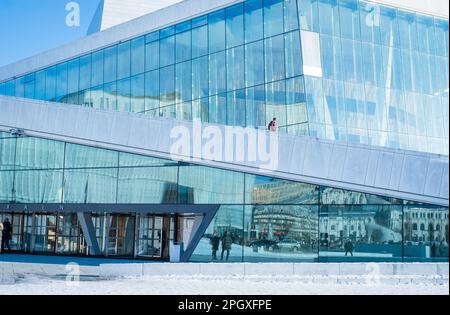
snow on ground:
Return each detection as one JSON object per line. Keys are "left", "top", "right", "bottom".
{"left": 0, "top": 275, "right": 448, "bottom": 295}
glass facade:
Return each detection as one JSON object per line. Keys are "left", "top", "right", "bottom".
{"left": 0, "top": 132, "right": 448, "bottom": 262}
{"left": 0, "top": 0, "right": 448, "bottom": 155}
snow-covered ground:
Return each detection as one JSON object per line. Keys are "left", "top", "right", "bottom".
{"left": 0, "top": 274, "right": 448, "bottom": 295}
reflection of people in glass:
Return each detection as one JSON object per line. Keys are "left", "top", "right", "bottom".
{"left": 221, "top": 231, "right": 233, "bottom": 261}
{"left": 210, "top": 231, "right": 220, "bottom": 260}
{"left": 1, "top": 218, "right": 12, "bottom": 253}
{"left": 344, "top": 239, "right": 354, "bottom": 257}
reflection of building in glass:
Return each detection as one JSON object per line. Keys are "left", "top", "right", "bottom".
{"left": 250, "top": 181, "right": 318, "bottom": 204}
{"left": 319, "top": 206, "right": 402, "bottom": 247}
{"left": 404, "top": 207, "right": 449, "bottom": 243}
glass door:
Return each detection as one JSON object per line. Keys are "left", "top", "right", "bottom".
{"left": 107, "top": 214, "right": 135, "bottom": 256}
{"left": 136, "top": 215, "right": 163, "bottom": 258}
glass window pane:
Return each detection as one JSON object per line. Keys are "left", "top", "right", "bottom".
{"left": 103, "top": 81, "right": 118, "bottom": 111}
{"left": 398, "top": 11, "right": 418, "bottom": 51}
{"left": 192, "top": 56, "right": 209, "bottom": 99}
{"left": 319, "top": 205, "right": 403, "bottom": 262}
{"left": 284, "top": 0, "right": 299, "bottom": 32}
{"left": 15, "top": 137, "right": 64, "bottom": 170}
{"left": 190, "top": 205, "right": 244, "bottom": 262}
{"left": 91, "top": 50, "right": 104, "bottom": 87}
{"left": 244, "top": 205, "right": 318, "bottom": 262}
{"left": 4, "top": 80, "right": 15, "bottom": 96}
{"left": 45, "top": 66, "right": 57, "bottom": 101}
{"left": 131, "top": 36, "right": 145, "bottom": 76}
{"left": 285, "top": 31, "right": 302, "bottom": 78}
{"left": 15, "top": 170, "right": 63, "bottom": 203}
{"left": 56, "top": 63, "right": 68, "bottom": 101}
{"left": 176, "top": 30, "right": 191, "bottom": 63}
{"left": 0, "top": 136, "right": 16, "bottom": 170}
{"left": 118, "top": 166, "right": 178, "bottom": 203}
{"left": 117, "top": 41, "right": 131, "bottom": 80}
{"left": 209, "top": 93, "right": 227, "bottom": 124}
{"left": 208, "top": 10, "right": 226, "bottom": 53}
{"left": 65, "top": 143, "right": 118, "bottom": 168}
{"left": 246, "top": 85, "right": 266, "bottom": 128}
{"left": 404, "top": 206, "right": 449, "bottom": 262}
{"left": 131, "top": 74, "right": 145, "bottom": 113}
{"left": 380, "top": 6, "right": 400, "bottom": 47}
{"left": 359, "top": 0, "right": 381, "bottom": 44}
{"left": 339, "top": 0, "right": 361, "bottom": 40}
{"left": 117, "top": 77, "right": 131, "bottom": 112}
{"left": 245, "top": 0, "right": 264, "bottom": 43}
{"left": 67, "top": 59, "right": 80, "bottom": 95}
{"left": 104, "top": 46, "right": 118, "bottom": 83}
{"left": 318, "top": 0, "right": 340, "bottom": 36}
{"left": 298, "top": 0, "right": 319, "bottom": 32}
{"left": 145, "top": 40, "right": 160, "bottom": 71}
{"left": 63, "top": 168, "right": 117, "bottom": 203}
{"left": 226, "top": 4, "right": 244, "bottom": 49}
{"left": 209, "top": 51, "right": 227, "bottom": 95}
{"left": 227, "top": 46, "right": 245, "bottom": 91}
{"left": 192, "top": 25, "right": 208, "bottom": 58}
{"left": 160, "top": 65, "right": 175, "bottom": 106}
{"left": 160, "top": 35, "right": 175, "bottom": 67}
{"left": 34, "top": 71, "right": 46, "bottom": 100}
{"left": 175, "top": 60, "right": 192, "bottom": 103}
{"left": 265, "top": 35, "right": 285, "bottom": 82}
{"left": 145, "top": 69, "right": 160, "bottom": 113}
{"left": 245, "top": 40, "right": 265, "bottom": 87}
{"left": 15, "top": 76, "right": 25, "bottom": 98}
{"left": 79, "top": 54, "right": 92, "bottom": 91}
{"left": 0, "top": 171, "right": 14, "bottom": 203}
{"left": 264, "top": 0, "right": 284, "bottom": 37}
{"left": 266, "top": 80, "right": 286, "bottom": 130}
{"left": 226, "top": 89, "right": 246, "bottom": 126}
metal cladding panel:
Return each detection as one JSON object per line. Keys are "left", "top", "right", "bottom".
{"left": 1, "top": 95, "right": 448, "bottom": 206}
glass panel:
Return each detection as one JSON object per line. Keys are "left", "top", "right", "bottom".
{"left": 245, "top": 174, "right": 319, "bottom": 204}
{"left": 226, "top": 46, "right": 245, "bottom": 91}
{"left": 131, "top": 36, "right": 145, "bottom": 76}
{"left": 176, "top": 30, "right": 191, "bottom": 63}
{"left": 246, "top": 84, "right": 266, "bottom": 128}
{"left": 245, "top": 0, "right": 264, "bottom": 43}
{"left": 79, "top": 54, "right": 92, "bottom": 91}
{"left": 160, "top": 35, "right": 175, "bottom": 67}
{"left": 284, "top": 31, "right": 302, "bottom": 78}
{"left": 145, "top": 69, "right": 160, "bottom": 113}
{"left": 226, "top": 3, "right": 244, "bottom": 49}
{"left": 208, "top": 10, "right": 226, "bottom": 53}
{"left": 104, "top": 45, "right": 118, "bottom": 83}
{"left": 264, "top": 0, "right": 284, "bottom": 37}
{"left": 192, "top": 25, "right": 208, "bottom": 58}
{"left": 339, "top": 0, "right": 361, "bottom": 40}
{"left": 244, "top": 205, "right": 318, "bottom": 262}
{"left": 63, "top": 168, "right": 117, "bottom": 203}
{"left": 119, "top": 152, "right": 176, "bottom": 167}
{"left": 145, "top": 40, "right": 160, "bottom": 71}
{"left": 65, "top": 143, "right": 118, "bottom": 168}
{"left": 56, "top": 63, "right": 68, "bottom": 101}
{"left": 4, "top": 80, "right": 15, "bottom": 96}
{"left": 117, "top": 167, "right": 178, "bottom": 203}
{"left": 0, "top": 172, "right": 14, "bottom": 203}
{"left": 208, "top": 93, "right": 227, "bottom": 124}
{"left": 103, "top": 81, "right": 118, "bottom": 110}
{"left": 117, "top": 77, "right": 131, "bottom": 112}
{"left": 192, "top": 56, "right": 209, "bottom": 100}
{"left": 15, "top": 76, "right": 25, "bottom": 98}
{"left": 35, "top": 71, "right": 46, "bottom": 100}
{"left": 209, "top": 51, "right": 227, "bottom": 96}
{"left": 265, "top": 80, "right": 286, "bottom": 131}
{"left": 297, "top": 0, "right": 319, "bottom": 32}
{"left": 15, "top": 137, "right": 64, "bottom": 170}
{"left": 178, "top": 165, "right": 244, "bottom": 204}
{"left": 318, "top": 0, "right": 340, "bottom": 36}
{"left": 175, "top": 60, "right": 192, "bottom": 103}
{"left": 107, "top": 214, "right": 135, "bottom": 256}
{"left": 0, "top": 136, "right": 16, "bottom": 170}
{"left": 14, "top": 170, "right": 63, "bottom": 203}
{"left": 284, "top": 0, "right": 299, "bottom": 32}
{"left": 45, "top": 67, "right": 57, "bottom": 101}
{"left": 117, "top": 41, "right": 131, "bottom": 80}
{"left": 265, "top": 35, "right": 285, "bottom": 83}
{"left": 130, "top": 74, "right": 145, "bottom": 113}
{"left": 226, "top": 89, "right": 246, "bottom": 127}
{"left": 160, "top": 65, "right": 176, "bottom": 107}
{"left": 245, "top": 40, "right": 265, "bottom": 87}
{"left": 404, "top": 206, "right": 449, "bottom": 262}
{"left": 319, "top": 205, "right": 403, "bottom": 262}
{"left": 190, "top": 206, "right": 244, "bottom": 262}
{"left": 91, "top": 50, "right": 104, "bottom": 87}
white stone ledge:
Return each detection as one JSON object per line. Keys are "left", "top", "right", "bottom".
{"left": 98, "top": 263, "right": 450, "bottom": 278}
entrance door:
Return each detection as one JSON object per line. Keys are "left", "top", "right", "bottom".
{"left": 107, "top": 214, "right": 135, "bottom": 257}
{"left": 136, "top": 215, "right": 163, "bottom": 258}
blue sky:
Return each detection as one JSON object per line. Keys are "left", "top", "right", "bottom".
{"left": 0, "top": 0, "right": 101, "bottom": 67}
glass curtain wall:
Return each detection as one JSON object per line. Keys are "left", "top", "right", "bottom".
{"left": 0, "top": 133, "right": 448, "bottom": 262}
